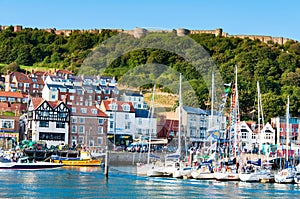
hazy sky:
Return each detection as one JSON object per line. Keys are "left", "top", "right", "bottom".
{"left": 1, "top": 0, "right": 299, "bottom": 40}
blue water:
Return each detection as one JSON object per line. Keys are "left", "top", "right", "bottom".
{"left": 0, "top": 166, "right": 299, "bottom": 198}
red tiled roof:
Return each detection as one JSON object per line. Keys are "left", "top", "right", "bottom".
{"left": 48, "top": 101, "right": 62, "bottom": 109}
{"left": 0, "top": 91, "right": 26, "bottom": 98}
{"left": 102, "top": 99, "right": 135, "bottom": 112}
{"left": 31, "top": 97, "right": 44, "bottom": 109}
{"left": 12, "top": 72, "right": 32, "bottom": 83}
{"left": 68, "top": 105, "right": 108, "bottom": 117}
{"left": 56, "top": 69, "right": 73, "bottom": 75}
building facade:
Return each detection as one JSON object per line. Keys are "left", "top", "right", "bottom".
{"left": 27, "top": 98, "right": 70, "bottom": 146}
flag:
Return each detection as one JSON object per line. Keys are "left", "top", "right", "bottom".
{"left": 224, "top": 83, "right": 232, "bottom": 87}
{"left": 224, "top": 87, "right": 231, "bottom": 93}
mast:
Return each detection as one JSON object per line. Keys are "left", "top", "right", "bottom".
{"left": 285, "top": 96, "right": 290, "bottom": 164}
{"left": 210, "top": 72, "right": 214, "bottom": 148}
{"left": 233, "top": 64, "right": 240, "bottom": 157}
{"left": 147, "top": 84, "right": 156, "bottom": 164}
{"left": 257, "top": 81, "right": 262, "bottom": 168}
{"left": 177, "top": 73, "right": 182, "bottom": 155}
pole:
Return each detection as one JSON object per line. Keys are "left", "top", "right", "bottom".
{"left": 113, "top": 99, "right": 117, "bottom": 150}
{"left": 104, "top": 145, "right": 109, "bottom": 178}
{"left": 286, "top": 96, "right": 290, "bottom": 164}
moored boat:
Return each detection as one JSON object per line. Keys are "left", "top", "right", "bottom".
{"left": 51, "top": 150, "right": 102, "bottom": 166}
{"left": 0, "top": 156, "right": 64, "bottom": 170}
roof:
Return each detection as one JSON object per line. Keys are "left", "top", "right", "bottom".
{"left": 135, "top": 109, "right": 151, "bottom": 118}
{"left": 68, "top": 105, "right": 108, "bottom": 117}
{"left": 30, "top": 97, "right": 44, "bottom": 109}
{"left": 11, "top": 72, "right": 32, "bottom": 83}
{"left": 123, "top": 92, "right": 143, "bottom": 97}
{"left": 30, "top": 97, "right": 63, "bottom": 110}
{"left": 182, "top": 106, "right": 207, "bottom": 115}
{"left": 0, "top": 91, "right": 26, "bottom": 98}
{"left": 102, "top": 99, "right": 135, "bottom": 112}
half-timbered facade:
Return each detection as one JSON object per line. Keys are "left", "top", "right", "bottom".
{"left": 27, "top": 97, "right": 70, "bottom": 146}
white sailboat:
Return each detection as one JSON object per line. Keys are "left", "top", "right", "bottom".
{"left": 136, "top": 84, "right": 164, "bottom": 177}
{"left": 162, "top": 73, "right": 192, "bottom": 178}
{"left": 239, "top": 81, "right": 273, "bottom": 182}
{"left": 214, "top": 65, "right": 240, "bottom": 181}
{"left": 274, "top": 96, "right": 297, "bottom": 184}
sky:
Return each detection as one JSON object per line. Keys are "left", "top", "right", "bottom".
{"left": 0, "top": 0, "right": 299, "bottom": 41}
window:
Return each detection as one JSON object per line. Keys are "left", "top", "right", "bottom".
{"left": 91, "top": 109, "right": 98, "bottom": 115}
{"left": 125, "top": 122, "right": 131, "bottom": 130}
{"left": 125, "top": 114, "right": 129, "bottom": 120}
{"left": 72, "top": 126, "right": 77, "bottom": 133}
{"left": 110, "top": 114, "right": 114, "bottom": 119}
{"left": 39, "top": 121, "right": 49, "bottom": 127}
{"left": 72, "top": 117, "right": 77, "bottom": 123}
{"left": 110, "top": 121, "right": 114, "bottom": 129}
{"left": 98, "top": 118, "right": 104, "bottom": 124}
{"left": 89, "top": 140, "right": 94, "bottom": 147}
{"left": 19, "top": 83, "right": 23, "bottom": 87}
{"left": 79, "top": 126, "right": 84, "bottom": 134}
{"left": 122, "top": 104, "right": 130, "bottom": 111}
{"left": 78, "top": 136, "right": 84, "bottom": 144}
{"left": 98, "top": 126, "right": 103, "bottom": 134}
{"left": 71, "top": 108, "right": 76, "bottom": 113}
{"left": 97, "top": 137, "right": 103, "bottom": 145}
{"left": 56, "top": 122, "right": 65, "bottom": 128}
{"left": 138, "top": 129, "right": 142, "bottom": 134}
{"left": 8, "top": 97, "right": 15, "bottom": 102}
{"left": 70, "top": 95, "right": 74, "bottom": 100}
{"left": 79, "top": 118, "right": 85, "bottom": 123}
{"left": 138, "top": 118, "right": 142, "bottom": 125}
{"left": 80, "top": 108, "right": 87, "bottom": 114}
{"left": 1, "top": 120, "right": 14, "bottom": 129}
{"left": 109, "top": 103, "right": 118, "bottom": 111}
{"left": 51, "top": 94, "right": 56, "bottom": 100}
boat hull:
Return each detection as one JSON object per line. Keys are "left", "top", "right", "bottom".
{"left": 214, "top": 172, "right": 240, "bottom": 181}
{"left": 52, "top": 159, "right": 101, "bottom": 166}
{"left": 0, "top": 162, "right": 64, "bottom": 170}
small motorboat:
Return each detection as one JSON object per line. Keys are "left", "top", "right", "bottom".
{"left": 51, "top": 150, "right": 102, "bottom": 166}
{"left": 0, "top": 156, "right": 64, "bottom": 170}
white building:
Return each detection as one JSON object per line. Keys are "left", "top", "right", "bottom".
{"left": 100, "top": 99, "right": 136, "bottom": 138}
{"left": 27, "top": 97, "right": 70, "bottom": 146}
{"left": 120, "top": 92, "right": 148, "bottom": 110}
{"left": 135, "top": 109, "right": 157, "bottom": 139}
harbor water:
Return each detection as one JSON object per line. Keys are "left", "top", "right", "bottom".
{"left": 0, "top": 166, "right": 299, "bottom": 198}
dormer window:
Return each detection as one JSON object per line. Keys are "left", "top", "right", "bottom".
{"left": 109, "top": 103, "right": 118, "bottom": 111}
{"left": 122, "top": 104, "right": 130, "bottom": 112}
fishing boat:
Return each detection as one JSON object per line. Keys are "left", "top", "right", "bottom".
{"left": 51, "top": 150, "right": 102, "bottom": 166}
{"left": 0, "top": 156, "right": 64, "bottom": 170}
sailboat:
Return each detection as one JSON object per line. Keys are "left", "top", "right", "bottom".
{"left": 136, "top": 84, "right": 164, "bottom": 176}
{"left": 162, "top": 73, "right": 192, "bottom": 178}
{"left": 147, "top": 73, "right": 190, "bottom": 178}
{"left": 239, "top": 81, "right": 273, "bottom": 182}
{"left": 214, "top": 65, "right": 240, "bottom": 181}
{"left": 274, "top": 96, "right": 297, "bottom": 183}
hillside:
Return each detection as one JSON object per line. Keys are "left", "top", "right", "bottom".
{"left": 1, "top": 26, "right": 300, "bottom": 122}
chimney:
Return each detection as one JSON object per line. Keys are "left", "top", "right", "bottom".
{"left": 63, "top": 94, "right": 68, "bottom": 104}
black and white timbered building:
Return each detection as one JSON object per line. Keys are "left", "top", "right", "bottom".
{"left": 27, "top": 97, "right": 70, "bottom": 146}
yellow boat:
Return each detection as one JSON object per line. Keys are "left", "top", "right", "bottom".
{"left": 51, "top": 150, "right": 102, "bottom": 166}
